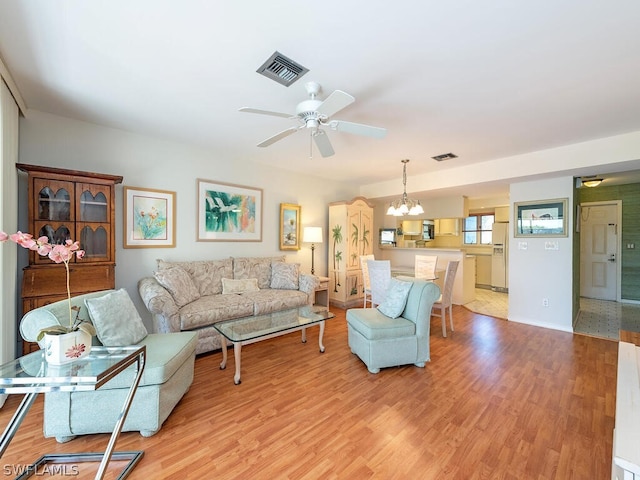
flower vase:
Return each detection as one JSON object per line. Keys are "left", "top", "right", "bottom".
{"left": 43, "top": 330, "right": 92, "bottom": 365}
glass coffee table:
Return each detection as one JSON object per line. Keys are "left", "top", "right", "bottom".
{"left": 214, "top": 305, "right": 335, "bottom": 384}
{"left": 0, "top": 346, "right": 146, "bottom": 479}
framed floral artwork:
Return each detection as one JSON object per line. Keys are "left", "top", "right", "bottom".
{"left": 123, "top": 186, "right": 176, "bottom": 248}
{"left": 197, "top": 179, "right": 262, "bottom": 242}
{"left": 280, "top": 203, "right": 301, "bottom": 250}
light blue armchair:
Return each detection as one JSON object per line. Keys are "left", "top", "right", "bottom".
{"left": 346, "top": 280, "right": 440, "bottom": 373}
{"left": 19, "top": 290, "right": 198, "bottom": 443}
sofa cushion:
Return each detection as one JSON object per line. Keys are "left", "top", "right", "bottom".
{"left": 98, "top": 332, "right": 198, "bottom": 390}
{"left": 157, "top": 258, "right": 233, "bottom": 296}
{"left": 177, "top": 295, "right": 255, "bottom": 330}
{"left": 85, "top": 289, "right": 149, "bottom": 346}
{"left": 242, "top": 289, "right": 308, "bottom": 315}
{"left": 346, "top": 308, "right": 416, "bottom": 340}
{"left": 222, "top": 277, "right": 260, "bottom": 294}
{"left": 270, "top": 262, "right": 299, "bottom": 290}
{"left": 377, "top": 278, "right": 413, "bottom": 319}
{"left": 233, "top": 256, "right": 285, "bottom": 289}
{"left": 154, "top": 267, "right": 200, "bottom": 307}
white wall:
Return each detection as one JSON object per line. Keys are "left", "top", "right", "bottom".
{"left": 508, "top": 176, "right": 575, "bottom": 332}
{"left": 361, "top": 130, "right": 640, "bottom": 199}
{"left": 18, "top": 110, "right": 358, "bottom": 329}
{"left": 1, "top": 80, "right": 19, "bottom": 375}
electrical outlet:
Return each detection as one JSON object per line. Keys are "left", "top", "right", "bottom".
{"left": 542, "top": 298, "right": 549, "bottom": 307}
{"left": 518, "top": 241, "right": 528, "bottom": 250}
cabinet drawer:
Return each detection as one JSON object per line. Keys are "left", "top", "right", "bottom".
{"left": 22, "top": 265, "right": 115, "bottom": 298}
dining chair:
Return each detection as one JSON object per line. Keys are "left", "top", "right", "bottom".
{"left": 367, "top": 260, "right": 391, "bottom": 307}
{"left": 359, "top": 254, "right": 375, "bottom": 307}
{"left": 431, "top": 260, "right": 459, "bottom": 337}
{"left": 415, "top": 255, "right": 438, "bottom": 280}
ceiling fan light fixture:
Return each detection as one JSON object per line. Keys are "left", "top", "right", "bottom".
{"left": 386, "top": 159, "right": 424, "bottom": 216}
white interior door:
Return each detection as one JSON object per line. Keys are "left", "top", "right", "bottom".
{"left": 580, "top": 203, "right": 619, "bottom": 300}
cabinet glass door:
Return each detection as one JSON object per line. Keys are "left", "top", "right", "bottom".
{"left": 34, "top": 179, "right": 73, "bottom": 222}
{"left": 78, "top": 184, "right": 109, "bottom": 222}
{"left": 77, "top": 224, "right": 109, "bottom": 262}
{"left": 32, "top": 222, "right": 72, "bottom": 265}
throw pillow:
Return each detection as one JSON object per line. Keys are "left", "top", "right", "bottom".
{"left": 222, "top": 278, "right": 260, "bottom": 294}
{"left": 85, "top": 289, "right": 148, "bottom": 346}
{"left": 270, "top": 262, "right": 300, "bottom": 290}
{"left": 154, "top": 266, "right": 200, "bottom": 307}
{"left": 377, "top": 278, "right": 413, "bottom": 319}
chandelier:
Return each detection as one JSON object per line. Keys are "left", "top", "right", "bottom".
{"left": 386, "top": 159, "right": 424, "bottom": 216}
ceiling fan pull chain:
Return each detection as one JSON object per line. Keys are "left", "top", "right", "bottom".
{"left": 309, "top": 132, "right": 313, "bottom": 159}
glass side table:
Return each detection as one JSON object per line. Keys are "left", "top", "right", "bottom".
{"left": 0, "top": 346, "right": 146, "bottom": 480}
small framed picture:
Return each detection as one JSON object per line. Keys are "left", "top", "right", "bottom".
{"left": 514, "top": 198, "right": 568, "bottom": 237}
{"left": 123, "top": 187, "right": 176, "bottom": 248}
{"left": 197, "top": 179, "right": 262, "bottom": 242}
{"left": 280, "top": 203, "right": 301, "bottom": 250}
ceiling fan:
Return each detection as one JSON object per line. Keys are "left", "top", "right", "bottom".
{"left": 239, "top": 81, "right": 387, "bottom": 157}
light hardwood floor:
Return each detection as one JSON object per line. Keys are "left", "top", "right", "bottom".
{"left": 0, "top": 307, "right": 617, "bottom": 479}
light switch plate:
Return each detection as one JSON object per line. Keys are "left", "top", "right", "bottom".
{"left": 518, "top": 241, "right": 527, "bottom": 250}
{"left": 545, "top": 241, "right": 559, "bottom": 250}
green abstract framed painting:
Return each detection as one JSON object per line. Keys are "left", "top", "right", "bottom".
{"left": 197, "top": 179, "right": 263, "bottom": 242}
{"left": 123, "top": 186, "right": 176, "bottom": 248}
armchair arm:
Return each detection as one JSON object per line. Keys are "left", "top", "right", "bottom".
{"left": 137, "top": 277, "right": 181, "bottom": 333}
{"left": 298, "top": 273, "right": 320, "bottom": 305}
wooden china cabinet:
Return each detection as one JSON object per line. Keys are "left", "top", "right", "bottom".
{"left": 17, "top": 164, "right": 123, "bottom": 354}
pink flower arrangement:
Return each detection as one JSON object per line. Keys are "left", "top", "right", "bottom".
{"left": 1, "top": 231, "right": 96, "bottom": 339}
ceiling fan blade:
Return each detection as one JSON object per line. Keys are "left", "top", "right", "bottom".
{"left": 239, "top": 107, "right": 293, "bottom": 119}
{"left": 328, "top": 120, "right": 387, "bottom": 139}
{"left": 316, "top": 90, "right": 355, "bottom": 118}
{"left": 313, "top": 130, "right": 335, "bottom": 157}
{"left": 257, "top": 127, "right": 299, "bottom": 147}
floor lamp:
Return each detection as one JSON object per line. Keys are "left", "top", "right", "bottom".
{"left": 303, "top": 227, "right": 323, "bottom": 275}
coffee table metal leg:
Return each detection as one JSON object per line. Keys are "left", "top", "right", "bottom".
{"left": 233, "top": 342, "right": 242, "bottom": 385}
{"left": 319, "top": 320, "right": 326, "bottom": 353}
{"left": 219, "top": 336, "right": 228, "bottom": 370}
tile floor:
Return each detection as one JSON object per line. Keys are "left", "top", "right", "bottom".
{"left": 463, "top": 288, "right": 640, "bottom": 341}
{"left": 463, "top": 288, "right": 508, "bottom": 320}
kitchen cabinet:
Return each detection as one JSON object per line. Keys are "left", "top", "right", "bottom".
{"left": 401, "top": 220, "right": 422, "bottom": 235}
{"left": 328, "top": 196, "right": 374, "bottom": 308}
{"left": 17, "top": 163, "right": 123, "bottom": 354}
{"left": 495, "top": 206, "right": 509, "bottom": 222}
{"left": 435, "top": 218, "right": 459, "bottom": 236}
{"left": 475, "top": 254, "right": 492, "bottom": 287}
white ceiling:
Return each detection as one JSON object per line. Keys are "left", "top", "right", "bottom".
{"left": 1, "top": 1, "right": 640, "bottom": 200}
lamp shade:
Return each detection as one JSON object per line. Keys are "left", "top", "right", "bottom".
{"left": 303, "top": 226, "right": 323, "bottom": 243}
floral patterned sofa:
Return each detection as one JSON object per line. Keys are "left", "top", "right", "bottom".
{"left": 138, "top": 256, "right": 318, "bottom": 354}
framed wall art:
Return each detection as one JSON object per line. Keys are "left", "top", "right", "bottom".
{"left": 514, "top": 198, "right": 568, "bottom": 237}
{"left": 279, "top": 203, "right": 301, "bottom": 250}
{"left": 197, "top": 179, "right": 262, "bottom": 242}
{"left": 123, "top": 186, "right": 176, "bottom": 248}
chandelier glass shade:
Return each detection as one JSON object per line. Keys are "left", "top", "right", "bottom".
{"left": 386, "top": 159, "right": 424, "bottom": 216}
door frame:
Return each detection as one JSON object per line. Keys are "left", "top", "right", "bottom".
{"left": 578, "top": 200, "right": 622, "bottom": 302}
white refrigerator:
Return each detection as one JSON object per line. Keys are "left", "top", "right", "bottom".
{"left": 491, "top": 222, "right": 509, "bottom": 292}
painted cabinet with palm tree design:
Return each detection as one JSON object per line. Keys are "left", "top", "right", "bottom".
{"left": 328, "top": 196, "right": 374, "bottom": 308}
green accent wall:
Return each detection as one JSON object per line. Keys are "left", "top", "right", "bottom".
{"left": 579, "top": 183, "right": 640, "bottom": 301}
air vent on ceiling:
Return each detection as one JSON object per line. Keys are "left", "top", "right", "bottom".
{"left": 256, "top": 51, "right": 309, "bottom": 87}
{"left": 432, "top": 152, "right": 458, "bottom": 162}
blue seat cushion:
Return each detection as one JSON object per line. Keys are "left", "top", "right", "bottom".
{"left": 346, "top": 308, "right": 415, "bottom": 340}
